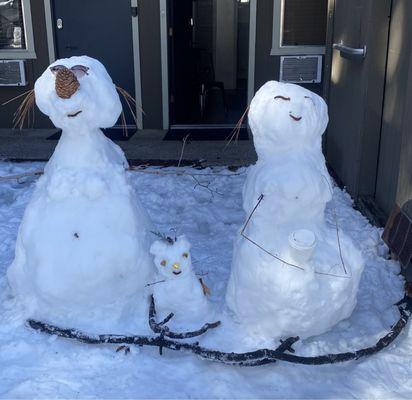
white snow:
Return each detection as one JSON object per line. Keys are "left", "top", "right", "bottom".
{"left": 7, "top": 56, "right": 154, "bottom": 331}
{"left": 150, "top": 235, "right": 213, "bottom": 327}
{"left": 0, "top": 161, "right": 409, "bottom": 399}
{"left": 226, "top": 81, "right": 365, "bottom": 340}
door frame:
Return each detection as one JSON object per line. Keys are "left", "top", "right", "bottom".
{"left": 44, "top": 0, "right": 143, "bottom": 129}
{"left": 159, "top": 0, "right": 257, "bottom": 130}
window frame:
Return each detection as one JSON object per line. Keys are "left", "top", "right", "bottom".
{"left": 270, "top": 0, "right": 326, "bottom": 56}
{"left": 0, "top": 0, "right": 36, "bottom": 59}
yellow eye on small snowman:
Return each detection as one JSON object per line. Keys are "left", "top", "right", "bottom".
{"left": 182, "top": 252, "right": 189, "bottom": 258}
{"left": 160, "top": 260, "right": 166, "bottom": 267}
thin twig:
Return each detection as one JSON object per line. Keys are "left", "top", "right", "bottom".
{"left": 0, "top": 168, "right": 245, "bottom": 182}
{"left": 177, "top": 134, "right": 190, "bottom": 168}
{"left": 128, "top": 167, "right": 246, "bottom": 178}
{"left": 191, "top": 175, "right": 223, "bottom": 197}
{"left": 240, "top": 193, "right": 351, "bottom": 279}
{"left": 321, "top": 174, "right": 348, "bottom": 275}
{"left": 224, "top": 105, "right": 250, "bottom": 150}
{"left": 145, "top": 279, "right": 166, "bottom": 288}
{"left": 148, "top": 295, "right": 221, "bottom": 339}
{"left": 0, "top": 170, "right": 43, "bottom": 181}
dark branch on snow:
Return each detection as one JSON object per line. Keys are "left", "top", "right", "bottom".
{"left": 26, "top": 298, "right": 411, "bottom": 367}
{"left": 148, "top": 294, "right": 221, "bottom": 339}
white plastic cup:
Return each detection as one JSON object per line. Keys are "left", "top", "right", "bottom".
{"left": 288, "top": 229, "right": 317, "bottom": 265}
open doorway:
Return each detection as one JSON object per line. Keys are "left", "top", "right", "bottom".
{"left": 166, "top": 0, "right": 251, "bottom": 139}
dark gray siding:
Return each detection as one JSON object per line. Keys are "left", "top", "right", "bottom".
{"left": 375, "top": 0, "right": 412, "bottom": 215}
{"left": 254, "top": 0, "right": 323, "bottom": 95}
{"left": 138, "top": 0, "right": 163, "bottom": 129}
{"left": 357, "top": 0, "right": 392, "bottom": 199}
{"left": 0, "top": 0, "right": 165, "bottom": 130}
{"left": 396, "top": 51, "right": 412, "bottom": 210}
{"left": 0, "top": 0, "right": 52, "bottom": 129}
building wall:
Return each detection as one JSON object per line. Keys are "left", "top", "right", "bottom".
{"left": 375, "top": 0, "right": 412, "bottom": 215}
{"left": 396, "top": 51, "right": 412, "bottom": 210}
{"left": 0, "top": 0, "right": 52, "bottom": 129}
{"left": 254, "top": 0, "right": 323, "bottom": 95}
{"left": 0, "top": 0, "right": 165, "bottom": 130}
{"left": 0, "top": 0, "right": 327, "bottom": 130}
{"left": 138, "top": 0, "right": 163, "bottom": 128}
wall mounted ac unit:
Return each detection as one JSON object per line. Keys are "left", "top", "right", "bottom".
{"left": 280, "top": 55, "right": 322, "bottom": 84}
{"left": 0, "top": 60, "right": 27, "bottom": 86}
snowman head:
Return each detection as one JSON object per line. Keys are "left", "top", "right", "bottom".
{"left": 248, "top": 81, "right": 328, "bottom": 157}
{"left": 34, "top": 56, "right": 122, "bottom": 131}
{"left": 150, "top": 235, "right": 193, "bottom": 280}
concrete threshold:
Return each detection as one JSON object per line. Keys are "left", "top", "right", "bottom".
{"left": 0, "top": 129, "right": 257, "bottom": 167}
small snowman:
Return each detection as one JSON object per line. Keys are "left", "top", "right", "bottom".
{"left": 149, "top": 234, "right": 212, "bottom": 327}
{"left": 226, "top": 81, "right": 364, "bottom": 340}
{"left": 7, "top": 56, "right": 153, "bottom": 330}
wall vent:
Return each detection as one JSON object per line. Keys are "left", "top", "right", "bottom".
{"left": 280, "top": 55, "right": 322, "bottom": 84}
{"left": 0, "top": 60, "right": 27, "bottom": 86}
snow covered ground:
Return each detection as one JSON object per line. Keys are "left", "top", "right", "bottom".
{"left": 0, "top": 161, "right": 410, "bottom": 399}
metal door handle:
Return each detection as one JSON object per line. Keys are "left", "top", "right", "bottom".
{"left": 333, "top": 43, "right": 367, "bottom": 60}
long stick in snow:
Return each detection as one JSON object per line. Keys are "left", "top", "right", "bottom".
{"left": 27, "top": 299, "right": 411, "bottom": 367}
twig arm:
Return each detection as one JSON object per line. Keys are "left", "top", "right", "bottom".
{"left": 148, "top": 295, "right": 221, "bottom": 339}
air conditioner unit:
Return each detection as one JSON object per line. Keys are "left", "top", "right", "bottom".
{"left": 280, "top": 55, "right": 322, "bottom": 84}
{"left": 0, "top": 60, "right": 27, "bottom": 86}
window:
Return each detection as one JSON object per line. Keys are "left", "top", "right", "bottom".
{"left": 0, "top": 0, "right": 35, "bottom": 59}
{"left": 271, "top": 0, "right": 327, "bottom": 55}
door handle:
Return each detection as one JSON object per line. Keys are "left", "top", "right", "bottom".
{"left": 333, "top": 42, "right": 367, "bottom": 61}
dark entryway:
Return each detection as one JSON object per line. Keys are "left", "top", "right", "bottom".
{"left": 167, "top": 0, "right": 250, "bottom": 134}
{"left": 52, "top": 0, "right": 137, "bottom": 127}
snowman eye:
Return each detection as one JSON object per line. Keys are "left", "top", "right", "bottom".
{"left": 70, "top": 65, "right": 89, "bottom": 78}
{"left": 182, "top": 253, "right": 189, "bottom": 258}
{"left": 50, "top": 65, "right": 66, "bottom": 75}
{"left": 160, "top": 260, "right": 166, "bottom": 267}
{"left": 274, "top": 95, "right": 290, "bottom": 101}
{"left": 304, "top": 96, "right": 314, "bottom": 105}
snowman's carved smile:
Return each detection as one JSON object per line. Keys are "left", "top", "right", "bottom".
{"left": 289, "top": 113, "right": 302, "bottom": 121}
{"left": 173, "top": 270, "right": 182, "bottom": 276}
{"left": 67, "top": 110, "right": 82, "bottom": 118}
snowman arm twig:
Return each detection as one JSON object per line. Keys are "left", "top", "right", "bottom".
{"left": 159, "top": 313, "right": 174, "bottom": 326}
{"left": 148, "top": 295, "right": 221, "bottom": 339}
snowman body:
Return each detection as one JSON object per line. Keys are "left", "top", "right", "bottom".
{"left": 150, "top": 236, "right": 211, "bottom": 326}
{"left": 7, "top": 56, "right": 153, "bottom": 329}
{"left": 226, "top": 81, "right": 364, "bottom": 340}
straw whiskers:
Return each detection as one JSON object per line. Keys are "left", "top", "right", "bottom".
{"left": 2, "top": 89, "right": 36, "bottom": 130}
{"left": 116, "top": 86, "right": 144, "bottom": 137}
{"left": 224, "top": 105, "right": 250, "bottom": 149}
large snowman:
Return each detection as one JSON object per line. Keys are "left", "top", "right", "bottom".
{"left": 226, "top": 81, "right": 364, "bottom": 340}
{"left": 8, "top": 56, "right": 153, "bottom": 330}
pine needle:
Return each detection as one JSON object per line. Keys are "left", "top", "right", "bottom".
{"left": 2, "top": 89, "right": 34, "bottom": 106}
{"left": 224, "top": 105, "right": 250, "bottom": 149}
{"left": 12, "top": 90, "right": 35, "bottom": 130}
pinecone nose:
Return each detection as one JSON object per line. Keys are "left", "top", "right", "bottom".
{"left": 55, "top": 67, "right": 79, "bottom": 99}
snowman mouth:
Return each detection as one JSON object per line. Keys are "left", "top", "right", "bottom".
{"left": 289, "top": 113, "right": 302, "bottom": 121}
{"left": 173, "top": 271, "right": 182, "bottom": 276}
{"left": 67, "top": 110, "right": 82, "bottom": 118}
